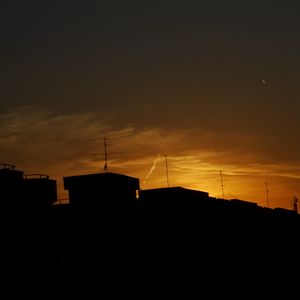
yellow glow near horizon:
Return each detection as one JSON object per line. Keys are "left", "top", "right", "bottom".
{"left": 53, "top": 153, "right": 300, "bottom": 211}
{"left": 2, "top": 107, "right": 300, "bottom": 211}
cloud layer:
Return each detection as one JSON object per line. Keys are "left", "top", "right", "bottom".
{"left": 1, "top": 106, "right": 299, "bottom": 209}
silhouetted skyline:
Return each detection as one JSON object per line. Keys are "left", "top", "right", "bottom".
{"left": 1, "top": 1, "right": 300, "bottom": 209}
{"left": 1, "top": 163, "right": 300, "bottom": 290}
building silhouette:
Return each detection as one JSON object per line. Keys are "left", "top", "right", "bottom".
{"left": 24, "top": 174, "right": 57, "bottom": 214}
{"left": 63, "top": 172, "right": 140, "bottom": 210}
{"left": 0, "top": 164, "right": 57, "bottom": 213}
{"left": 1, "top": 163, "right": 300, "bottom": 285}
{"left": 0, "top": 163, "right": 24, "bottom": 209}
{"left": 0, "top": 164, "right": 57, "bottom": 273}
{"left": 59, "top": 172, "right": 141, "bottom": 269}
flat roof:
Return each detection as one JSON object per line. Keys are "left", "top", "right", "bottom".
{"left": 64, "top": 172, "right": 140, "bottom": 190}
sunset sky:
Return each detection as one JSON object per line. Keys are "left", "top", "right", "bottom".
{"left": 1, "top": 1, "right": 300, "bottom": 209}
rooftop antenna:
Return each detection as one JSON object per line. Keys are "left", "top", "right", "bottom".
{"left": 265, "top": 182, "right": 270, "bottom": 208}
{"left": 165, "top": 155, "right": 170, "bottom": 188}
{"left": 103, "top": 137, "right": 108, "bottom": 172}
{"left": 91, "top": 137, "right": 122, "bottom": 172}
{"left": 219, "top": 170, "right": 225, "bottom": 199}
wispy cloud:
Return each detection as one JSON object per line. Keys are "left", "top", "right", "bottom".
{"left": 1, "top": 106, "right": 300, "bottom": 209}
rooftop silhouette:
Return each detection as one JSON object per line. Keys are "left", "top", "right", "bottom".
{"left": 1, "top": 163, "right": 300, "bottom": 288}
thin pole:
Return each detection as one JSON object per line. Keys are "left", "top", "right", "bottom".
{"left": 265, "top": 182, "right": 269, "bottom": 208}
{"left": 165, "top": 155, "right": 170, "bottom": 187}
{"left": 103, "top": 138, "right": 108, "bottom": 172}
{"left": 220, "top": 171, "right": 225, "bottom": 199}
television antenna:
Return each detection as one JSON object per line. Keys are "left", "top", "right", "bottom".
{"left": 219, "top": 170, "right": 225, "bottom": 199}
{"left": 90, "top": 137, "right": 122, "bottom": 172}
{"left": 165, "top": 155, "right": 170, "bottom": 187}
{"left": 265, "top": 182, "right": 270, "bottom": 208}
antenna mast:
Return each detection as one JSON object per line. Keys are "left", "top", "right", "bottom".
{"left": 165, "top": 155, "right": 170, "bottom": 188}
{"left": 220, "top": 170, "right": 225, "bottom": 199}
{"left": 103, "top": 137, "right": 108, "bottom": 172}
{"left": 90, "top": 137, "right": 122, "bottom": 172}
{"left": 265, "top": 182, "right": 269, "bottom": 208}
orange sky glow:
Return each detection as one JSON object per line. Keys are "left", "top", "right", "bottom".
{"left": 1, "top": 107, "right": 299, "bottom": 210}
{"left": 1, "top": 2, "right": 300, "bottom": 211}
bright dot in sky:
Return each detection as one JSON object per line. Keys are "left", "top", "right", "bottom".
{"left": 261, "top": 79, "right": 267, "bottom": 85}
